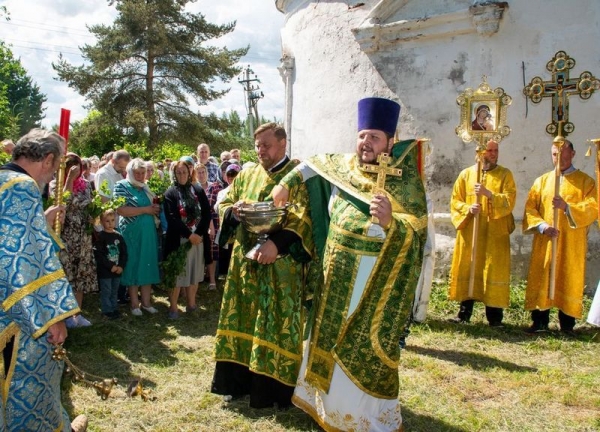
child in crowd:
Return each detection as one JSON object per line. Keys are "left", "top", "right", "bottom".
{"left": 93, "top": 209, "right": 128, "bottom": 319}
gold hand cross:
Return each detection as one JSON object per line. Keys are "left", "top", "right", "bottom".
{"left": 359, "top": 152, "right": 402, "bottom": 223}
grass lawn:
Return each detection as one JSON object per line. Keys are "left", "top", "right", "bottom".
{"left": 62, "top": 280, "right": 600, "bottom": 431}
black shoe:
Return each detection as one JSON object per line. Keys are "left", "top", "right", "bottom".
{"left": 249, "top": 399, "right": 275, "bottom": 409}
{"left": 275, "top": 401, "right": 292, "bottom": 411}
{"left": 449, "top": 317, "right": 469, "bottom": 324}
{"left": 525, "top": 323, "right": 549, "bottom": 334}
{"left": 489, "top": 321, "right": 504, "bottom": 328}
{"left": 560, "top": 327, "right": 576, "bottom": 337}
{"left": 118, "top": 297, "right": 130, "bottom": 305}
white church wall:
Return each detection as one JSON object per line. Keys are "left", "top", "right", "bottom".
{"left": 276, "top": 0, "right": 600, "bottom": 290}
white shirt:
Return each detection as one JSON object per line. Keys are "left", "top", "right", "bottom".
{"left": 94, "top": 163, "right": 123, "bottom": 198}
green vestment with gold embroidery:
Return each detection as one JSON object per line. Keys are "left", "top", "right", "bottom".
{"left": 285, "top": 140, "right": 428, "bottom": 400}
{"left": 214, "top": 161, "right": 314, "bottom": 386}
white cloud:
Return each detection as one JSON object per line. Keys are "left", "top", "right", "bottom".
{"left": 0, "top": 0, "right": 284, "bottom": 128}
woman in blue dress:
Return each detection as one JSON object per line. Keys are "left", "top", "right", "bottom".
{"left": 115, "top": 158, "right": 161, "bottom": 316}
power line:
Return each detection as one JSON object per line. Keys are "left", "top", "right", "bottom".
{"left": 0, "top": 20, "right": 94, "bottom": 38}
{"left": 2, "top": 37, "right": 86, "bottom": 52}
{"left": 1, "top": 37, "right": 279, "bottom": 63}
{"left": 5, "top": 17, "right": 98, "bottom": 34}
{"left": 5, "top": 41, "right": 277, "bottom": 64}
{"left": 1, "top": 43, "right": 82, "bottom": 57}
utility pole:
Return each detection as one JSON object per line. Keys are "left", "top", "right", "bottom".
{"left": 238, "top": 65, "right": 264, "bottom": 136}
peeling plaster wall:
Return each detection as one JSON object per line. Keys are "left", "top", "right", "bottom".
{"left": 276, "top": 0, "right": 600, "bottom": 290}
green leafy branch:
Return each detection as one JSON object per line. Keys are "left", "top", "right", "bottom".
{"left": 0, "top": 151, "right": 10, "bottom": 166}
{"left": 146, "top": 173, "right": 171, "bottom": 203}
{"left": 86, "top": 179, "right": 125, "bottom": 220}
{"left": 160, "top": 241, "right": 192, "bottom": 289}
{"left": 43, "top": 190, "right": 72, "bottom": 210}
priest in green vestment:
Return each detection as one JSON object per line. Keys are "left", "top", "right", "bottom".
{"left": 273, "top": 97, "right": 428, "bottom": 431}
{"left": 523, "top": 140, "right": 597, "bottom": 333}
{"left": 211, "top": 122, "right": 315, "bottom": 409}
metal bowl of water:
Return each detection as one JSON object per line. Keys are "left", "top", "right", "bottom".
{"left": 238, "top": 202, "right": 289, "bottom": 235}
{"left": 238, "top": 202, "right": 291, "bottom": 260}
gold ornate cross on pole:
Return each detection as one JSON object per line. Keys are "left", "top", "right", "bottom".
{"left": 524, "top": 50, "right": 600, "bottom": 300}
{"left": 524, "top": 50, "right": 600, "bottom": 137}
{"left": 359, "top": 152, "right": 402, "bottom": 224}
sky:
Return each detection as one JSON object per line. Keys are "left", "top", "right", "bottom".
{"left": 0, "top": 0, "right": 285, "bottom": 128}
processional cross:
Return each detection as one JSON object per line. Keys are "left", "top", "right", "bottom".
{"left": 524, "top": 50, "right": 600, "bottom": 137}
{"left": 359, "top": 153, "right": 402, "bottom": 224}
{"left": 523, "top": 50, "right": 600, "bottom": 300}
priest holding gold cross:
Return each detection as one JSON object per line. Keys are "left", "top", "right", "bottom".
{"left": 272, "top": 97, "right": 428, "bottom": 431}
{"left": 523, "top": 51, "right": 599, "bottom": 334}
{"left": 523, "top": 138, "right": 597, "bottom": 334}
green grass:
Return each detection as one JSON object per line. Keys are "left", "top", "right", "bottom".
{"left": 62, "top": 280, "right": 600, "bottom": 431}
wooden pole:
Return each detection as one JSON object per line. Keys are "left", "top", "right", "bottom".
{"left": 548, "top": 134, "right": 564, "bottom": 300}
{"left": 468, "top": 142, "right": 486, "bottom": 298}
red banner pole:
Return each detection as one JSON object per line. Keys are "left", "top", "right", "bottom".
{"left": 54, "top": 108, "right": 71, "bottom": 235}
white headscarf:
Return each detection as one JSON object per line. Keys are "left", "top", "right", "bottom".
{"left": 126, "top": 158, "right": 156, "bottom": 203}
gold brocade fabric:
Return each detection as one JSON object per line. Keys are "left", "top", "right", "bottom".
{"left": 523, "top": 170, "right": 598, "bottom": 318}
{"left": 213, "top": 161, "right": 315, "bottom": 386}
{"left": 299, "top": 146, "right": 427, "bottom": 399}
{"left": 449, "top": 165, "right": 516, "bottom": 306}
{"left": 597, "top": 145, "right": 600, "bottom": 221}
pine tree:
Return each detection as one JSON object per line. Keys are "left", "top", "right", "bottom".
{"left": 53, "top": 0, "right": 248, "bottom": 149}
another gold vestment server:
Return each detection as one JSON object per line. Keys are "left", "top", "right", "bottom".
{"left": 449, "top": 164, "right": 516, "bottom": 307}
{"left": 524, "top": 170, "right": 597, "bottom": 318}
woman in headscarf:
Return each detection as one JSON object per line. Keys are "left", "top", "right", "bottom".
{"left": 50, "top": 152, "right": 98, "bottom": 328}
{"left": 163, "top": 160, "right": 212, "bottom": 319}
{"left": 197, "top": 162, "right": 219, "bottom": 290}
{"left": 114, "top": 158, "right": 161, "bottom": 316}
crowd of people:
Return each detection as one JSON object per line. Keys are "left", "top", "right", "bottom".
{"left": 0, "top": 95, "right": 599, "bottom": 431}
{"left": 38, "top": 144, "right": 247, "bottom": 326}
{"left": 0, "top": 135, "right": 246, "bottom": 431}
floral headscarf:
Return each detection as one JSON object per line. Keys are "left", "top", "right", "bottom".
{"left": 173, "top": 161, "right": 201, "bottom": 230}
